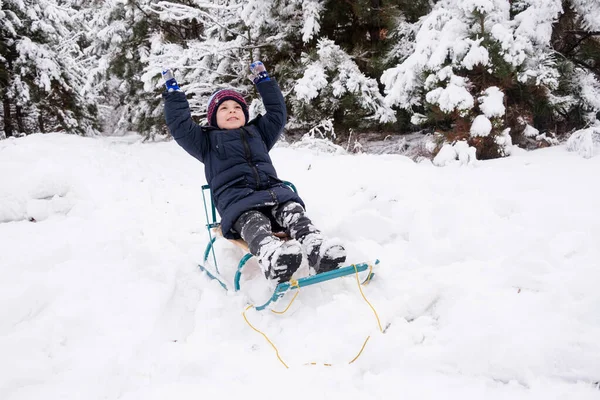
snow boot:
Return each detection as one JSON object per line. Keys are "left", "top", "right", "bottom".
{"left": 303, "top": 234, "right": 347, "bottom": 274}
{"left": 255, "top": 236, "right": 303, "bottom": 283}
{"left": 317, "top": 240, "right": 347, "bottom": 273}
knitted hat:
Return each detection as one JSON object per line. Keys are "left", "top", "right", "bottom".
{"left": 206, "top": 89, "right": 249, "bottom": 128}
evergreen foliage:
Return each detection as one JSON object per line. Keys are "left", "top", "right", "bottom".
{"left": 381, "top": 0, "right": 600, "bottom": 159}
{"left": 1, "top": 0, "right": 598, "bottom": 161}
{"left": 0, "top": 0, "right": 97, "bottom": 138}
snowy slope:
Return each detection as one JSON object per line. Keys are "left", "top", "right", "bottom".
{"left": 1, "top": 133, "right": 599, "bottom": 400}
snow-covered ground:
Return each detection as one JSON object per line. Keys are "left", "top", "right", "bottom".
{"left": 1, "top": 133, "right": 599, "bottom": 400}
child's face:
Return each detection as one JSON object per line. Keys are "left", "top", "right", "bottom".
{"left": 216, "top": 100, "right": 246, "bottom": 129}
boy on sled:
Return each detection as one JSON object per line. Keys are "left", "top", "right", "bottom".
{"left": 162, "top": 61, "right": 346, "bottom": 283}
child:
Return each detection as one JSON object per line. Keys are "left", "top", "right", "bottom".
{"left": 162, "top": 62, "right": 346, "bottom": 283}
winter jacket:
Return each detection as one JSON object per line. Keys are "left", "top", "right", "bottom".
{"left": 163, "top": 79, "right": 305, "bottom": 239}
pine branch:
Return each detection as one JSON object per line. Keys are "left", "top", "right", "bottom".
{"left": 132, "top": 1, "right": 152, "bottom": 19}
{"left": 176, "top": 65, "right": 237, "bottom": 78}
{"left": 156, "top": 1, "right": 244, "bottom": 11}
{"left": 564, "top": 30, "right": 600, "bottom": 36}
{"left": 571, "top": 58, "right": 599, "bottom": 75}
{"left": 563, "top": 32, "right": 594, "bottom": 56}
{"left": 145, "top": 2, "right": 245, "bottom": 40}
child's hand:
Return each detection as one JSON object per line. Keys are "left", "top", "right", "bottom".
{"left": 248, "top": 61, "right": 271, "bottom": 84}
{"left": 162, "top": 68, "right": 181, "bottom": 92}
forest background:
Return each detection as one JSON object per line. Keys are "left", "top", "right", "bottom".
{"left": 1, "top": 0, "right": 599, "bottom": 159}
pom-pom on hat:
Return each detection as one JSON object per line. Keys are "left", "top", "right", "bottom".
{"left": 206, "top": 89, "right": 249, "bottom": 128}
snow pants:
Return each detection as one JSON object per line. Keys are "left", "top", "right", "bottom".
{"left": 232, "top": 201, "right": 320, "bottom": 257}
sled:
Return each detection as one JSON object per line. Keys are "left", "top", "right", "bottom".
{"left": 198, "top": 181, "right": 377, "bottom": 310}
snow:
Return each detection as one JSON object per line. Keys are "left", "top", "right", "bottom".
{"left": 524, "top": 124, "right": 540, "bottom": 138}
{"left": 300, "top": 0, "right": 323, "bottom": 43}
{"left": 294, "top": 63, "right": 327, "bottom": 101}
{"left": 425, "top": 74, "right": 474, "bottom": 113}
{"left": 570, "top": 0, "right": 600, "bottom": 31}
{"left": 513, "top": 0, "right": 562, "bottom": 46}
{"left": 567, "top": 124, "right": 600, "bottom": 159}
{"left": 1, "top": 133, "right": 600, "bottom": 400}
{"left": 461, "top": 39, "right": 489, "bottom": 70}
{"left": 575, "top": 69, "right": 600, "bottom": 114}
{"left": 295, "top": 39, "right": 396, "bottom": 123}
{"left": 471, "top": 114, "right": 493, "bottom": 136}
{"left": 496, "top": 127, "right": 513, "bottom": 155}
{"left": 433, "top": 141, "right": 477, "bottom": 166}
{"left": 479, "top": 86, "right": 505, "bottom": 118}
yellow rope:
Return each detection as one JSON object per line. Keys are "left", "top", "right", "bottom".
{"left": 242, "top": 263, "right": 383, "bottom": 367}
{"left": 271, "top": 279, "right": 300, "bottom": 315}
{"left": 305, "top": 362, "right": 333, "bottom": 367}
{"left": 270, "top": 291, "right": 300, "bottom": 314}
{"left": 242, "top": 305, "right": 289, "bottom": 369}
{"left": 352, "top": 264, "right": 383, "bottom": 333}
{"left": 348, "top": 336, "right": 371, "bottom": 364}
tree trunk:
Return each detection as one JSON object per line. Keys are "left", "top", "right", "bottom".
{"left": 38, "top": 114, "right": 45, "bottom": 134}
{"left": 2, "top": 96, "right": 13, "bottom": 138}
{"left": 369, "top": 0, "right": 382, "bottom": 46}
{"left": 15, "top": 105, "right": 25, "bottom": 134}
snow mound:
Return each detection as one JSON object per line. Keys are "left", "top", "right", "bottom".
{"left": 2, "top": 133, "right": 600, "bottom": 400}
{"left": 433, "top": 141, "right": 477, "bottom": 166}
{"left": 567, "top": 125, "right": 600, "bottom": 159}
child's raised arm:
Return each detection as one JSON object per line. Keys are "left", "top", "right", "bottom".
{"left": 162, "top": 69, "right": 208, "bottom": 163}
{"left": 248, "top": 62, "right": 287, "bottom": 151}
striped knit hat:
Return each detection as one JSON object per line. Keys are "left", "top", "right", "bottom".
{"left": 206, "top": 89, "right": 249, "bottom": 128}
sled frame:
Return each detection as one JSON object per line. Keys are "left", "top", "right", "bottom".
{"left": 198, "top": 181, "right": 376, "bottom": 310}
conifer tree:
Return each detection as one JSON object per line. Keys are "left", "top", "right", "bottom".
{"left": 0, "top": 2, "right": 17, "bottom": 137}
{"left": 144, "top": 0, "right": 250, "bottom": 127}
{"left": 81, "top": 0, "right": 165, "bottom": 137}
{"left": 550, "top": 0, "right": 600, "bottom": 131}
{"left": 244, "top": 0, "right": 407, "bottom": 136}
{"left": 33, "top": 0, "right": 596, "bottom": 152}
{"left": 75, "top": 0, "right": 438, "bottom": 140}
{"left": 292, "top": 38, "right": 395, "bottom": 136}
{"left": 381, "top": 0, "right": 600, "bottom": 159}
{"left": 0, "top": 0, "right": 97, "bottom": 138}
{"left": 81, "top": 0, "right": 252, "bottom": 138}
{"left": 135, "top": 0, "right": 411, "bottom": 138}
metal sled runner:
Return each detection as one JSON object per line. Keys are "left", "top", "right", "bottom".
{"left": 198, "top": 181, "right": 377, "bottom": 310}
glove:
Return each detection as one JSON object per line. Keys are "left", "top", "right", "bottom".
{"left": 162, "top": 68, "right": 180, "bottom": 92}
{"left": 248, "top": 61, "right": 270, "bottom": 84}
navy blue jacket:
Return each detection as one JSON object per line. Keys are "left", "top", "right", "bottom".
{"left": 163, "top": 80, "right": 305, "bottom": 239}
